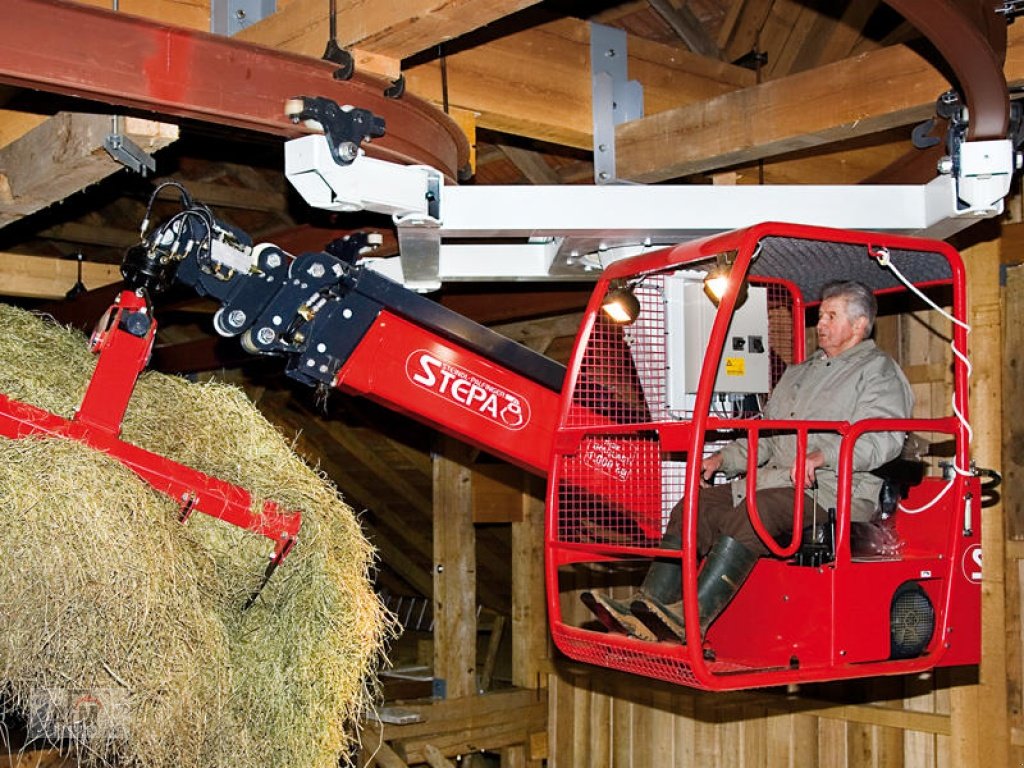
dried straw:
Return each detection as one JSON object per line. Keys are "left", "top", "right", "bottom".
{"left": 0, "top": 304, "right": 390, "bottom": 767}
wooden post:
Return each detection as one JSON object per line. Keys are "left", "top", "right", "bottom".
{"left": 1003, "top": 262, "right": 1024, "bottom": 761}
{"left": 511, "top": 473, "right": 549, "bottom": 691}
{"left": 1003, "top": 262, "right": 1024, "bottom": 539}
{"left": 433, "top": 436, "right": 477, "bottom": 700}
{"left": 950, "top": 234, "right": 1009, "bottom": 766}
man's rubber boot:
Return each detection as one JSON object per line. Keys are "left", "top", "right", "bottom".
{"left": 580, "top": 591, "right": 657, "bottom": 641}
{"left": 694, "top": 535, "right": 757, "bottom": 637}
{"left": 629, "top": 557, "right": 685, "bottom": 641}
{"left": 631, "top": 535, "right": 757, "bottom": 644}
{"left": 630, "top": 593, "right": 686, "bottom": 642}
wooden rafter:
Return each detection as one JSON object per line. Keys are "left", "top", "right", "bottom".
{"left": 496, "top": 144, "right": 562, "bottom": 185}
{"left": 716, "top": 0, "right": 773, "bottom": 63}
{"left": 646, "top": 0, "right": 723, "bottom": 59}
{"left": 0, "top": 113, "right": 177, "bottom": 230}
{"left": 237, "top": 0, "right": 547, "bottom": 78}
{"left": 616, "top": 21, "right": 1024, "bottom": 182}
{"left": 0, "top": 252, "right": 120, "bottom": 300}
{"left": 404, "top": 17, "right": 753, "bottom": 149}
{"left": 38, "top": 223, "right": 139, "bottom": 249}
{"left": 784, "top": 0, "right": 883, "bottom": 75}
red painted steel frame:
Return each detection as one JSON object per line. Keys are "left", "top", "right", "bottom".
{"left": 0, "top": 291, "right": 301, "bottom": 562}
{"left": 0, "top": 0, "right": 469, "bottom": 180}
{"left": 546, "top": 222, "right": 979, "bottom": 691}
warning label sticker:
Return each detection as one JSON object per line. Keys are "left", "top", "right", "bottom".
{"left": 724, "top": 357, "right": 745, "bottom": 376}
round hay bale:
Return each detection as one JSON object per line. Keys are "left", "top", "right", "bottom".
{"left": 0, "top": 304, "right": 391, "bottom": 767}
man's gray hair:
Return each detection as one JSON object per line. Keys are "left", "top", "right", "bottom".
{"left": 821, "top": 280, "right": 877, "bottom": 336}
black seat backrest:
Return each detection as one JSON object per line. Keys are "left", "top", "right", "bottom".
{"left": 872, "top": 457, "right": 927, "bottom": 520}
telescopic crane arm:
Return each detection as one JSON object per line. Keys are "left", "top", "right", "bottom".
{"left": 122, "top": 187, "right": 566, "bottom": 475}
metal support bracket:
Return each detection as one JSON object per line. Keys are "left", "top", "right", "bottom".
{"left": 211, "top": 0, "right": 275, "bottom": 36}
{"left": 104, "top": 116, "right": 156, "bottom": 177}
{"left": 589, "top": 23, "right": 643, "bottom": 185}
{"left": 395, "top": 214, "right": 443, "bottom": 293}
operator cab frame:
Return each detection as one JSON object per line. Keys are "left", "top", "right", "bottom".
{"left": 545, "top": 222, "right": 980, "bottom": 691}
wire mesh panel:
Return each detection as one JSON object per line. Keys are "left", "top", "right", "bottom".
{"left": 567, "top": 277, "right": 667, "bottom": 428}
{"left": 549, "top": 628, "right": 700, "bottom": 687}
{"left": 556, "top": 431, "right": 663, "bottom": 546}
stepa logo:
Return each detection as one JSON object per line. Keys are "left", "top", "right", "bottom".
{"left": 406, "top": 350, "right": 531, "bottom": 430}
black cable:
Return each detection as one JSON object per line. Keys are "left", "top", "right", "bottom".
{"left": 439, "top": 44, "right": 449, "bottom": 114}
{"left": 141, "top": 180, "right": 192, "bottom": 237}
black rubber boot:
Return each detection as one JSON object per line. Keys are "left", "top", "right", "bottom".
{"left": 639, "top": 556, "right": 682, "bottom": 605}
{"left": 693, "top": 535, "right": 757, "bottom": 637}
{"left": 638, "top": 500, "right": 683, "bottom": 604}
{"left": 626, "top": 504, "right": 685, "bottom": 642}
{"left": 632, "top": 535, "right": 756, "bottom": 644}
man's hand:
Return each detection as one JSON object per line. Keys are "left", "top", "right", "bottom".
{"left": 791, "top": 449, "right": 825, "bottom": 488}
{"left": 701, "top": 453, "right": 724, "bottom": 487}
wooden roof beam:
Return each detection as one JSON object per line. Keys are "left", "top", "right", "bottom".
{"left": 496, "top": 143, "right": 562, "bottom": 185}
{"left": 0, "top": 112, "right": 177, "bottom": 230}
{"left": 238, "top": 0, "right": 546, "bottom": 80}
{"left": 616, "top": 22, "right": 1024, "bottom": 183}
{"left": 647, "top": 0, "right": 723, "bottom": 60}
{"left": 0, "top": 252, "right": 119, "bottom": 300}
{"left": 404, "top": 18, "right": 754, "bottom": 149}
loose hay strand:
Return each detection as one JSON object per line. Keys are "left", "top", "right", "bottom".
{"left": 0, "top": 304, "right": 391, "bottom": 768}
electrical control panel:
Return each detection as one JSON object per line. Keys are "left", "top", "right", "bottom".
{"left": 664, "top": 273, "right": 770, "bottom": 411}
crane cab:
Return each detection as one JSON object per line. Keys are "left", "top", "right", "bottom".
{"left": 545, "top": 222, "right": 980, "bottom": 691}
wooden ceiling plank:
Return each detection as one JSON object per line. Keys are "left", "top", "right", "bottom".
{"left": 849, "top": 18, "right": 917, "bottom": 56}
{"left": 38, "top": 222, "right": 140, "bottom": 249}
{"left": 792, "top": 0, "right": 883, "bottom": 72}
{"left": 646, "top": 0, "right": 723, "bottom": 59}
{"left": 404, "top": 17, "right": 754, "bottom": 149}
{"left": 717, "top": 0, "right": 774, "bottom": 63}
{"left": 0, "top": 252, "right": 120, "bottom": 300}
{"left": 0, "top": 113, "right": 178, "bottom": 229}
{"left": 496, "top": 144, "right": 562, "bottom": 185}
{"left": 155, "top": 179, "right": 286, "bottom": 212}
{"left": 759, "top": 0, "right": 807, "bottom": 79}
{"left": 616, "top": 23, "right": 1024, "bottom": 183}
{"left": 767, "top": 2, "right": 827, "bottom": 77}
{"left": 238, "top": 0, "right": 544, "bottom": 63}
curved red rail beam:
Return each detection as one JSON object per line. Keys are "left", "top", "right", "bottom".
{"left": 0, "top": 0, "right": 470, "bottom": 180}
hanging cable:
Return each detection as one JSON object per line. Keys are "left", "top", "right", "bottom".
{"left": 868, "top": 244, "right": 974, "bottom": 514}
{"left": 439, "top": 44, "right": 450, "bottom": 114}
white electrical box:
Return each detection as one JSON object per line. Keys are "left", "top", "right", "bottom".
{"left": 664, "top": 273, "right": 770, "bottom": 411}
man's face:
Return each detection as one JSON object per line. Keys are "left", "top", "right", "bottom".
{"left": 816, "top": 296, "right": 867, "bottom": 357}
